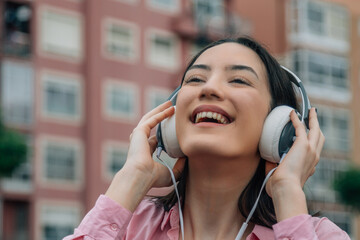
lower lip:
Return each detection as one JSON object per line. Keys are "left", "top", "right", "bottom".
{"left": 193, "top": 122, "right": 228, "bottom": 127}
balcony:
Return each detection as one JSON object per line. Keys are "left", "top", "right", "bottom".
{"left": 171, "top": 1, "right": 252, "bottom": 44}
{"left": 0, "top": 162, "right": 33, "bottom": 194}
{"left": 2, "top": 1, "right": 32, "bottom": 58}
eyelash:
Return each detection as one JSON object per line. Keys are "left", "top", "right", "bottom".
{"left": 230, "top": 78, "right": 252, "bottom": 86}
{"left": 184, "top": 76, "right": 252, "bottom": 86}
{"left": 184, "top": 76, "right": 205, "bottom": 84}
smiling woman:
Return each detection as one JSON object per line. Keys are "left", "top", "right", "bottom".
{"left": 63, "top": 37, "right": 350, "bottom": 240}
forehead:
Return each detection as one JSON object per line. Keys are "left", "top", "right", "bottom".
{"left": 192, "top": 42, "right": 267, "bottom": 78}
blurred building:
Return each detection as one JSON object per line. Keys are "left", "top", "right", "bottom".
{"left": 0, "top": 0, "right": 359, "bottom": 239}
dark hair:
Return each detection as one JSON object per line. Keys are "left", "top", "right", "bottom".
{"left": 153, "top": 36, "right": 299, "bottom": 228}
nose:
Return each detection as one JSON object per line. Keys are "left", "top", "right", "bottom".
{"left": 199, "top": 76, "right": 225, "bottom": 100}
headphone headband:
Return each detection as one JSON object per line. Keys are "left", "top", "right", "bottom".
{"left": 281, "top": 66, "right": 311, "bottom": 127}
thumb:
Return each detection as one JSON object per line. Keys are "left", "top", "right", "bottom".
{"left": 173, "top": 157, "right": 186, "bottom": 180}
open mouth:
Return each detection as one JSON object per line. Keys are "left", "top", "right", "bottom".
{"left": 193, "top": 111, "right": 231, "bottom": 124}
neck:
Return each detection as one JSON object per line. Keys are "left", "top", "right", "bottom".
{"left": 183, "top": 154, "right": 260, "bottom": 240}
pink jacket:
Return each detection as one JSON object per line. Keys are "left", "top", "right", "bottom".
{"left": 63, "top": 195, "right": 350, "bottom": 240}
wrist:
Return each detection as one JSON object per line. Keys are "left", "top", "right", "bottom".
{"left": 105, "top": 166, "right": 154, "bottom": 212}
{"left": 270, "top": 181, "right": 308, "bottom": 222}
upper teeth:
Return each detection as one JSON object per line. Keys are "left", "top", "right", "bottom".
{"left": 195, "top": 111, "right": 229, "bottom": 124}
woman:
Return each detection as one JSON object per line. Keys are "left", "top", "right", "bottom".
{"left": 64, "top": 37, "right": 350, "bottom": 239}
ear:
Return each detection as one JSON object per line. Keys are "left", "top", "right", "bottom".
{"left": 259, "top": 106, "right": 294, "bottom": 163}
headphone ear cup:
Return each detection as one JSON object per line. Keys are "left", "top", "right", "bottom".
{"left": 158, "top": 106, "right": 185, "bottom": 158}
{"left": 259, "top": 106, "right": 294, "bottom": 163}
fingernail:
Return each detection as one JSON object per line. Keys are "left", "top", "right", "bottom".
{"left": 315, "top": 107, "right": 318, "bottom": 113}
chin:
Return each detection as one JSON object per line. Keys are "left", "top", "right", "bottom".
{"left": 180, "top": 140, "right": 241, "bottom": 159}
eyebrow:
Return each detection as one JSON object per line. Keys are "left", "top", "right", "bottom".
{"left": 188, "top": 64, "right": 211, "bottom": 71}
{"left": 187, "top": 64, "right": 259, "bottom": 79}
{"left": 225, "top": 65, "right": 259, "bottom": 79}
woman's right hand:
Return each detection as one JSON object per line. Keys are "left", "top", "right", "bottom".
{"left": 125, "top": 100, "right": 185, "bottom": 187}
{"left": 105, "top": 101, "right": 185, "bottom": 212}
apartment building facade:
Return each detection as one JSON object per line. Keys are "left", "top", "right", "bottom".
{"left": 0, "top": 0, "right": 359, "bottom": 239}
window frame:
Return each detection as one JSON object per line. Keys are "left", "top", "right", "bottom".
{"left": 103, "top": 79, "right": 140, "bottom": 123}
{"left": 146, "top": 0, "right": 180, "bottom": 14}
{"left": 37, "top": 201, "right": 82, "bottom": 240}
{"left": 316, "top": 106, "right": 351, "bottom": 153}
{"left": 102, "top": 18, "right": 140, "bottom": 64}
{"left": 291, "top": 49, "right": 350, "bottom": 102}
{"left": 38, "top": 136, "right": 83, "bottom": 189}
{"left": 288, "top": 0, "right": 350, "bottom": 52}
{"left": 38, "top": 6, "right": 83, "bottom": 62}
{"left": 305, "top": 157, "right": 349, "bottom": 203}
{"left": 145, "top": 86, "right": 172, "bottom": 112}
{"left": 112, "top": 0, "right": 139, "bottom": 5}
{"left": 1, "top": 60, "right": 34, "bottom": 127}
{"left": 146, "top": 28, "right": 180, "bottom": 72}
{"left": 102, "top": 141, "right": 129, "bottom": 181}
{"left": 40, "top": 70, "right": 83, "bottom": 124}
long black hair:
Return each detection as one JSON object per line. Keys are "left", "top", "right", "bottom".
{"left": 153, "top": 36, "right": 299, "bottom": 228}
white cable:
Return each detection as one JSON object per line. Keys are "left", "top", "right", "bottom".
{"left": 156, "top": 147, "right": 185, "bottom": 240}
{"left": 157, "top": 148, "right": 287, "bottom": 240}
{"left": 235, "top": 153, "right": 287, "bottom": 240}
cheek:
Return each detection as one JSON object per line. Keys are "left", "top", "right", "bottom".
{"left": 233, "top": 93, "right": 270, "bottom": 141}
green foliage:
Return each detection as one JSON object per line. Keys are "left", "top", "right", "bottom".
{"left": 0, "top": 112, "right": 27, "bottom": 177}
{"left": 333, "top": 167, "right": 360, "bottom": 211}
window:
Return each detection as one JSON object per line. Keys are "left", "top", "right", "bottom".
{"left": 305, "top": 158, "right": 349, "bottom": 202}
{"left": 42, "top": 72, "right": 82, "bottom": 122}
{"left": 329, "top": 5, "right": 348, "bottom": 41}
{"left": 104, "top": 80, "right": 139, "bottom": 121}
{"left": 193, "top": 0, "right": 224, "bottom": 31}
{"left": 316, "top": 106, "right": 350, "bottom": 152}
{"left": 307, "top": 1, "right": 324, "bottom": 34}
{"left": 1, "top": 61, "right": 33, "bottom": 126}
{"left": 104, "top": 142, "right": 128, "bottom": 179}
{"left": 104, "top": 19, "right": 138, "bottom": 62}
{"left": 289, "top": 0, "right": 349, "bottom": 48}
{"left": 147, "top": 29, "right": 180, "bottom": 71}
{"left": 40, "top": 204, "right": 80, "bottom": 240}
{"left": 40, "top": 9, "right": 82, "bottom": 59}
{"left": 42, "top": 138, "right": 82, "bottom": 184}
{"left": 147, "top": 0, "right": 180, "bottom": 13}
{"left": 113, "top": 0, "right": 138, "bottom": 4}
{"left": 145, "top": 87, "right": 171, "bottom": 112}
{"left": 2, "top": 1, "right": 32, "bottom": 57}
{"left": 292, "top": 50, "right": 348, "bottom": 91}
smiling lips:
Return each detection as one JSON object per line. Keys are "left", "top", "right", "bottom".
{"left": 195, "top": 111, "right": 229, "bottom": 124}
{"left": 191, "top": 105, "right": 232, "bottom": 125}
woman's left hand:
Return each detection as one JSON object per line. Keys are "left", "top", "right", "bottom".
{"left": 265, "top": 108, "right": 325, "bottom": 221}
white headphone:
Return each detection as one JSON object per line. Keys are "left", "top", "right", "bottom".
{"left": 156, "top": 66, "right": 311, "bottom": 163}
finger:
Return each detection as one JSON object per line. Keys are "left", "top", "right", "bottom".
{"left": 310, "top": 167, "right": 316, "bottom": 177}
{"left": 173, "top": 157, "right": 186, "bottom": 180}
{"left": 141, "top": 106, "right": 175, "bottom": 131}
{"left": 290, "top": 110, "right": 307, "bottom": 139}
{"left": 132, "top": 106, "right": 175, "bottom": 138}
{"left": 148, "top": 135, "right": 158, "bottom": 154}
{"left": 314, "top": 131, "right": 325, "bottom": 164}
{"left": 139, "top": 101, "right": 173, "bottom": 124}
{"left": 307, "top": 108, "right": 321, "bottom": 147}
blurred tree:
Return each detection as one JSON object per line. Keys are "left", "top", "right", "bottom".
{"left": 333, "top": 167, "right": 360, "bottom": 211}
{"left": 0, "top": 110, "right": 27, "bottom": 177}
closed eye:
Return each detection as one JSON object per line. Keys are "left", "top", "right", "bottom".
{"left": 230, "top": 78, "right": 252, "bottom": 86}
{"left": 184, "top": 77, "right": 205, "bottom": 84}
